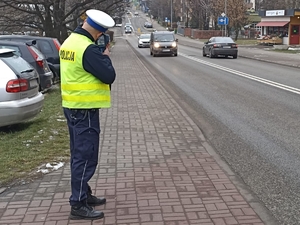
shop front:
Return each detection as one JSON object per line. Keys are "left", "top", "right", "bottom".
{"left": 257, "top": 9, "right": 300, "bottom": 45}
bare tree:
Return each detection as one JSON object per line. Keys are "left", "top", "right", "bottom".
{"left": 0, "top": 0, "right": 124, "bottom": 42}
{"left": 189, "top": 0, "right": 211, "bottom": 29}
{"left": 211, "top": 0, "right": 248, "bottom": 39}
{"left": 257, "top": 0, "right": 300, "bottom": 9}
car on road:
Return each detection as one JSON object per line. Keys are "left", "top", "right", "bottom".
{"left": 134, "top": 11, "right": 139, "bottom": 16}
{"left": 150, "top": 31, "right": 178, "bottom": 57}
{"left": 0, "top": 40, "right": 53, "bottom": 92}
{"left": 138, "top": 33, "right": 151, "bottom": 48}
{"left": 0, "top": 49, "right": 44, "bottom": 127}
{"left": 0, "top": 35, "right": 61, "bottom": 82}
{"left": 125, "top": 26, "right": 132, "bottom": 34}
{"left": 202, "top": 36, "right": 238, "bottom": 59}
{"left": 144, "top": 22, "right": 153, "bottom": 28}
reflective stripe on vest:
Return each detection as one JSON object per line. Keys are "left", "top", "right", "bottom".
{"left": 60, "top": 33, "right": 111, "bottom": 109}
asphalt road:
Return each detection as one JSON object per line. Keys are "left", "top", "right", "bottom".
{"left": 112, "top": 11, "right": 300, "bottom": 225}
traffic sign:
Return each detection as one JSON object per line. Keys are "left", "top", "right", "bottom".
{"left": 218, "top": 17, "right": 229, "bottom": 25}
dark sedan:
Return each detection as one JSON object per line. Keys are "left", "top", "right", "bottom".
{"left": 203, "top": 36, "right": 238, "bottom": 59}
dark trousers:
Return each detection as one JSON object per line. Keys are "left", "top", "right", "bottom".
{"left": 63, "top": 108, "right": 100, "bottom": 206}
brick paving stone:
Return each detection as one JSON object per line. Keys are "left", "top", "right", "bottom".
{"left": 0, "top": 38, "right": 277, "bottom": 225}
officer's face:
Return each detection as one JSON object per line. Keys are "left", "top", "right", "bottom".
{"left": 96, "top": 32, "right": 103, "bottom": 40}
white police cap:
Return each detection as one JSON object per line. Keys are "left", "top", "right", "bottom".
{"left": 86, "top": 9, "right": 115, "bottom": 32}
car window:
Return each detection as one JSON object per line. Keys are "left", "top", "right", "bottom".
{"left": 140, "top": 34, "right": 150, "bottom": 39}
{"left": 154, "top": 34, "right": 174, "bottom": 42}
{"left": 215, "top": 37, "right": 234, "bottom": 43}
{"left": 38, "top": 40, "right": 54, "bottom": 54}
{"left": 0, "top": 52, "right": 33, "bottom": 74}
{"left": 28, "top": 45, "right": 45, "bottom": 59}
{"left": 0, "top": 45, "right": 21, "bottom": 56}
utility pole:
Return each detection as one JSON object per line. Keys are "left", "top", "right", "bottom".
{"left": 225, "top": 0, "right": 227, "bottom": 36}
{"left": 171, "top": 0, "right": 173, "bottom": 28}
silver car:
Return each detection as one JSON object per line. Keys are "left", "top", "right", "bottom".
{"left": 138, "top": 33, "right": 151, "bottom": 48}
{"left": 0, "top": 49, "right": 44, "bottom": 127}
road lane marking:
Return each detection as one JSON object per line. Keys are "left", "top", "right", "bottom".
{"left": 179, "top": 52, "right": 300, "bottom": 95}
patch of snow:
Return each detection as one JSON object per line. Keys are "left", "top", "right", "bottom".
{"left": 37, "top": 162, "right": 65, "bottom": 174}
{"left": 57, "top": 119, "right": 66, "bottom": 122}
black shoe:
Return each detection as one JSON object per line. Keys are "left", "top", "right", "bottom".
{"left": 69, "top": 204, "right": 104, "bottom": 220}
{"left": 87, "top": 194, "right": 106, "bottom": 206}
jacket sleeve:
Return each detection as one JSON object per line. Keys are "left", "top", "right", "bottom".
{"left": 82, "top": 44, "right": 116, "bottom": 85}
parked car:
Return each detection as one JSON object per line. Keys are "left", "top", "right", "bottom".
{"left": 125, "top": 26, "right": 132, "bottom": 34}
{"left": 150, "top": 31, "right": 178, "bottom": 57}
{"left": 0, "top": 40, "right": 53, "bottom": 92}
{"left": 0, "top": 35, "right": 61, "bottom": 82}
{"left": 134, "top": 11, "right": 139, "bottom": 16}
{"left": 138, "top": 33, "right": 151, "bottom": 48}
{"left": 0, "top": 49, "right": 44, "bottom": 127}
{"left": 203, "top": 36, "right": 238, "bottom": 59}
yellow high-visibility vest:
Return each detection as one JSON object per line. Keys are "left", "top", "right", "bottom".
{"left": 60, "top": 33, "right": 111, "bottom": 109}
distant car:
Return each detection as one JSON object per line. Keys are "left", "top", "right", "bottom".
{"left": 203, "top": 36, "right": 238, "bottom": 59}
{"left": 144, "top": 22, "right": 153, "bottom": 28}
{"left": 0, "top": 49, "right": 44, "bottom": 127}
{"left": 134, "top": 11, "right": 139, "bottom": 16}
{"left": 0, "top": 35, "right": 61, "bottom": 82}
{"left": 150, "top": 31, "right": 178, "bottom": 57}
{"left": 124, "top": 23, "right": 132, "bottom": 29}
{"left": 125, "top": 26, "right": 132, "bottom": 34}
{"left": 138, "top": 33, "right": 151, "bottom": 48}
{"left": 0, "top": 40, "right": 53, "bottom": 92}
{"left": 126, "top": 10, "right": 131, "bottom": 14}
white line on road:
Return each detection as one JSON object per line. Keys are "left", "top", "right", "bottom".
{"left": 179, "top": 52, "right": 300, "bottom": 95}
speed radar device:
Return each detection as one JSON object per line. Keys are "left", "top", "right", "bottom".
{"left": 96, "top": 33, "right": 110, "bottom": 53}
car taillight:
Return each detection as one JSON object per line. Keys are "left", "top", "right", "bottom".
{"left": 27, "top": 46, "right": 44, "bottom": 68}
{"left": 53, "top": 39, "right": 61, "bottom": 50}
{"left": 213, "top": 44, "right": 221, "bottom": 48}
{"left": 232, "top": 44, "right": 238, "bottom": 48}
{"left": 6, "top": 79, "right": 29, "bottom": 93}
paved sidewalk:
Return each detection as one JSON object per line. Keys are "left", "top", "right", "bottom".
{"left": 0, "top": 38, "right": 278, "bottom": 225}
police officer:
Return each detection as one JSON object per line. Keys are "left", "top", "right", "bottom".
{"left": 60, "top": 9, "right": 116, "bottom": 220}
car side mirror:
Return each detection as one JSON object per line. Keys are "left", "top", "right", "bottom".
{"left": 175, "top": 39, "right": 178, "bottom": 42}
{"left": 205, "top": 41, "right": 208, "bottom": 44}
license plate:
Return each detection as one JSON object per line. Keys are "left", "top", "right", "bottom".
{"left": 162, "top": 49, "right": 170, "bottom": 52}
{"left": 30, "top": 79, "right": 38, "bottom": 87}
{"left": 223, "top": 46, "right": 231, "bottom": 48}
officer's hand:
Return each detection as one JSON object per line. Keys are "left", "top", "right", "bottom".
{"left": 103, "top": 47, "right": 110, "bottom": 56}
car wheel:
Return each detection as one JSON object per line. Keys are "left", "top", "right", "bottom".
{"left": 153, "top": 53, "right": 156, "bottom": 57}
{"left": 150, "top": 50, "right": 153, "bottom": 55}
{"left": 209, "top": 50, "right": 215, "bottom": 58}
{"left": 174, "top": 52, "right": 178, "bottom": 57}
{"left": 202, "top": 48, "right": 206, "bottom": 57}
{"left": 138, "top": 46, "right": 141, "bottom": 48}
{"left": 233, "top": 54, "right": 238, "bottom": 59}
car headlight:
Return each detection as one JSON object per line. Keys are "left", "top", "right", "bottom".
{"left": 139, "top": 40, "right": 143, "bottom": 44}
{"left": 154, "top": 43, "right": 160, "bottom": 48}
{"left": 172, "top": 42, "right": 177, "bottom": 47}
